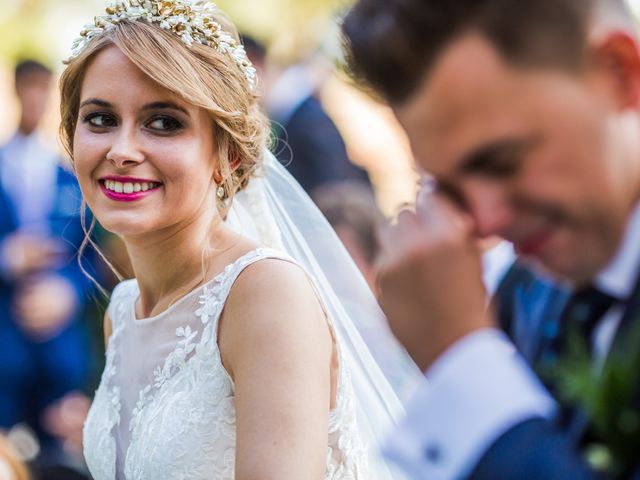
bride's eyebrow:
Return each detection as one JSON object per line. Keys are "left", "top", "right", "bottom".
{"left": 79, "top": 98, "right": 111, "bottom": 109}
{"left": 78, "top": 99, "right": 190, "bottom": 117}
{"left": 142, "top": 101, "right": 190, "bottom": 116}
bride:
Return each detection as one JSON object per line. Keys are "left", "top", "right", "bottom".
{"left": 60, "top": 1, "right": 415, "bottom": 478}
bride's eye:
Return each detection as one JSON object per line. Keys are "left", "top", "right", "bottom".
{"left": 83, "top": 113, "right": 117, "bottom": 128}
{"left": 147, "top": 116, "right": 183, "bottom": 132}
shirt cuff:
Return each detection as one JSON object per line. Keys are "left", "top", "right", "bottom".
{"left": 383, "top": 328, "right": 556, "bottom": 480}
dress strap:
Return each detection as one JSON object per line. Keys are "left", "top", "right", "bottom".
{"left": 194, "top": 248, "right": 300, "bottom": 346}
{"left": 107, "top": 279, "right": 138, "bottom": 331}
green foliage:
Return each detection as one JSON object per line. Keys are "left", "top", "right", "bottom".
{"left": 0, "top": 1, "right": 49, "bottom": 63}
{"left": 0, "top": 0, "right": 354, "bottom": 65}
{"left": 553, "top": 321, "right": 640, "bottom": 477}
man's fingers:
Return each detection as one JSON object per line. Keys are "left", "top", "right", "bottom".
{"left": 380, "top": 208, "right": 433, "bottom": 268}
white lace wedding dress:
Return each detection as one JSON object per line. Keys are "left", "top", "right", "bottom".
{"left": 83, "top": 248, "right": 370, "bottom": 480}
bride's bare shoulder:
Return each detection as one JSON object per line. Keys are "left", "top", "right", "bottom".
{"left": 219, "top": 256, "right": 330, "bottom": 376}
{"left": 226, "top": 256, "right": 322, "bottom": 320}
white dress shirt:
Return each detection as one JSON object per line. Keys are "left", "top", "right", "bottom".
{"left": 384, "top": 203, "right": 640, "bottom": 480}
{"left": 481, "top": 240, "right": 515, "bottom": 296}
{"left": 265, "top": 64, "right": 318, "bottom": 125}
{"left": 0, "top": 131, "right": 58, "bottom": 234}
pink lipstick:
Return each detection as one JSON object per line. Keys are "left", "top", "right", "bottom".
{"left": 99, "top": 176, "right": 162, "bottom": 203}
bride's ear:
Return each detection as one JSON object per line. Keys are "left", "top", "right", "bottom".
{"left": 229, "top": 153, "right": 242, "bottom": 173}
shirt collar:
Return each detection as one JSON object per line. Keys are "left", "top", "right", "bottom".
{"left": 265, "top": 64, "right": 317, "bottom": 124}
{"left": 594, "top": 202, "right": 640, "bottom": 299}
{"left": 5, "top": 130, "right": 41, "bottom": 151}
{"left": 7, "top": 130, "right": 28, "bottom": 145}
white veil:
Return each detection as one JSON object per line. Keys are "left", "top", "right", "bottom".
{"left": 226, "top": 148, "right": 421, "bottom": 478}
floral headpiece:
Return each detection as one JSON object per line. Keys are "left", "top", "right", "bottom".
{"left": 70, "top": 0, "right": 257, "bottom": 90}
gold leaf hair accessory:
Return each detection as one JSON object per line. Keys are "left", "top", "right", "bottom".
{"left": 69, "top": 0, "right": 257, "bottom": 90}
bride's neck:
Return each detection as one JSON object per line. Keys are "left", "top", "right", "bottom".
{"left": 124, "top": 213, "right": 236, "bottom": 318}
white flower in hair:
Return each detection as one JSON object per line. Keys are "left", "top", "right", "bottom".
{"left": 69, "top": 0, "right": 257, "bottom": 90}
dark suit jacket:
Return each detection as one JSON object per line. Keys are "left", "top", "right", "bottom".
{"left": 474, "top": 261, "right": 640, "bottom": 479}
{"left": 273, "top": 95, "right": 370, "bottom": 195}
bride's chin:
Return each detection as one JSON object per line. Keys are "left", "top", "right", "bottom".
{"left": 98, "top": 215, "right": 152, "bottom": 239}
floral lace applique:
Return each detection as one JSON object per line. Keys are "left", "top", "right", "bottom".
{"left": 153, "top": 326, "right": 199, "bottom": 388}
{"left": 126, "top": 274, "right": 230, "bottom": 436}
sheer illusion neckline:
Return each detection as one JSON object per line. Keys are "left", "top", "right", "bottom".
{"left": 130, "top": 248, "right": 261, "bottom": 325}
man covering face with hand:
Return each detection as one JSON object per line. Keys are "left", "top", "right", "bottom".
{"left": 344, "top": 0, "right": 640, "bottom": 478}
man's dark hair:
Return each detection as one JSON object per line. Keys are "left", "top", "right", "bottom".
{"left": 15, "top": 59, "right": 52, "bottom": 85}
{"left": 342, "top": 0, "right": 596, "bottom": 105}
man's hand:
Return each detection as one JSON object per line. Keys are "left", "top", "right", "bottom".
{"left": 13, "top": 274, "right": 78, "bottom": 340}
{"left": 378, "top": 190, "right": 493, "bottom": 371}
{"left": 42, "top": 392, "right": 91, "bottom": 458}
{"left": 2, "top": 234, "right": 67, "bottom": 277}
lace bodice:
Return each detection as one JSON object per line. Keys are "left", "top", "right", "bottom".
{"left": 83, "top": 248, "right": 369, "bottom": 480}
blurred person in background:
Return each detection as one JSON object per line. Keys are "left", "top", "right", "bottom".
{"left": 314, "top": 180, "right": 421, "bottom": 397}
{"left": 313, "top": 180, "right": 384, "bottom": 295}
{"left": 0, "top": 435, "right": 31, "bottom": 480}
{"left": 0, "top": 59, "right": 95, "bottom": 473}
{"left": 243, "top": 35, "right": 371, "bottom": 197}
{"left": 0, "top": 430, "right": 88, "bottom": 480}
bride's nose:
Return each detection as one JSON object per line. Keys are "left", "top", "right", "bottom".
{"left": 106, "top": 128, "right": 145, "bottom": 168}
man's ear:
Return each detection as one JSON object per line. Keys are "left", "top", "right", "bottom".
{"left": 591, "top": 31, "right": 640, "bottom": 110}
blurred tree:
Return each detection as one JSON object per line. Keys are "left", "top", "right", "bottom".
{"left": 0, "top": 0, "right": 353, "bottom": 66}
{"left": 0, "top": 0, "right": 48, "bottom": 63}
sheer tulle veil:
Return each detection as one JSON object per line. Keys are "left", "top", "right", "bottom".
{"left": 226, "top": 148, "right": 421, "bottom": 478}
